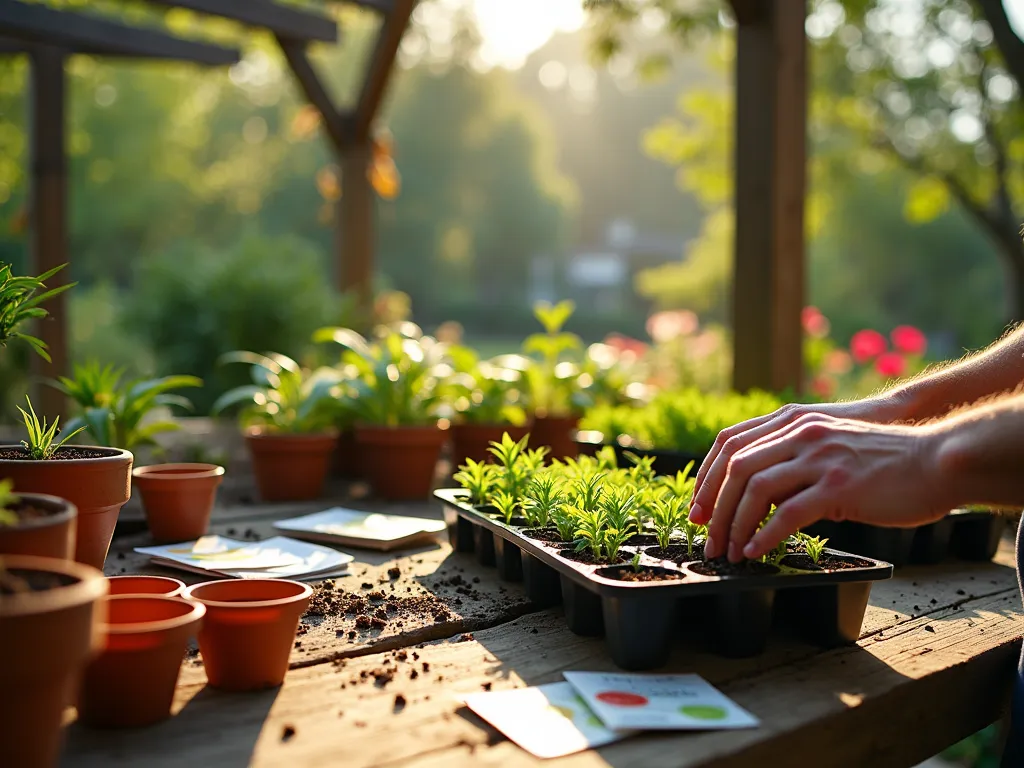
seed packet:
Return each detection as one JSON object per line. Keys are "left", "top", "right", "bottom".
{"left": 563, "top": 672, "right": 759, "bottom": 731}
{"left": 275, "top": 508, "right": 446, "bottom": 551}
{"left": 461, "top": 682, "right": 634, "bottom": 758}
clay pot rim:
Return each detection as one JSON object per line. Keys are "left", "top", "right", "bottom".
{"left": 0, "top": 444, "right": 133, "bottom": 465}
{"left": 183, "top": 578, "right": 312, "bottom": 609}
{"left": 0, "top": 554, "right": 107, "bottom": 618}
{"left": 451, "top": 422, "right": 528, "bottom": 430}
{"left": 132, "top": 463, "right": 225, "bottom": 482}
{"left": 0, "top": 492, "right": 77, "bottom": 532}
{"left": 106, "top": 574, "right": 186, "bottom": 598}
{"left": 102, "top": 594, "right": 206, "bottom": 635}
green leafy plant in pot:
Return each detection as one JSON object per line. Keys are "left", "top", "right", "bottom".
{"left": 315, "top": 322, "right": 449, "bottom": 501}
{"left": 521, "top": 300, "right": 590, "bottom": 460}
{"left": 52, "top": 361, "right": 211, "bottom": 544}
{"left": 446, "top": 344, "right": 528, "bottom": 465}
{"left": 213, "top": 352, "right": 345, "bottom": 502}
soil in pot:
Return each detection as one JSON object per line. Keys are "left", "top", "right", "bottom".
{"left": 132, "top": 463, "right": 225, "bottom": 543}
{"left": 645, "top": 543, "right": 705, "bottom": 562}
{"left": 0, "top": 555, "right": 108, "bottom": 768}
{"left": 0, "top": 493, "right": 77, "bottom": 561}
{"left": 781, "top": 553, "right": 875, "bottom": 571}
{"left": 529, "top": 415, "right": 581, "bottom": 461}
{"left": 689, "top": 558, "right": 780, "bottom": 577}
{"left": 557, "top": 547, "right": 627, "bottom": 566}
{"left": 522, "top": 527, "right": 564, "bottom": 544}
{"left": 600, "top": 566, "right": 685, "bottom": 583}
{"left": 106, "top": 575, "right": 185, "bottom": 597}
{"left": 78, "top": 595, "right": 206, "bottom": 728}
{"left": 356, "top": 425, "right": 447, "bottom": 501}
{"left": 183, "top": 578, "right": 312, "bottom": 691}
{"left": 623, "top": 533, "right": 661, "bottom": 547}
{"left": 0, "top": 445, "right": 133, "bottom": 569}
{"left": 245, "top": 430, "right": 336, "bottom": 502}
{"left": 451, "top": 423, "right": 529, "bottom": 466}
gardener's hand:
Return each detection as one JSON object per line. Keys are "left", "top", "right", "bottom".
{"left": 691, "top": 416, "right": 949, "bottom": 562}
{"left": 690, "top": 396, "right": 907, "bottom": 532}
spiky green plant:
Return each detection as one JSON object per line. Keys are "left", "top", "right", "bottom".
{"left": 657, "top": 461, "right": 697, "bottom": 501}
{"left": 595, "top": 445, "right": 619, "bottom": 472}
{"left": 490, "top": 490, "right": 519, "bottom": 525}
{"left": 523, "top": 472, "right": 564, "bottom": 528}
{"left": 550, "top": 503, "right": 579, "bottom": 543}
{"left": 453, "top": 459, "right": 496, "bottom": 505}
{"left": 630, "top": 551, "right": 642, "bottom": 573}
{"left": 0, "top": 263, "right": 75, "bottom": 361}
{"left": 571, "top": 472, "right": 605, "bottom": 513}
{"left": 624, "top": 451, "right": 657, "bottom": 484}
{"left": 680, "top": 514, "right": 706, "bottom": 559}
{"left": 574, "top": 507, "right": 609, "bottom": 560}
{"left": 652, "top": 494, "right": 688, "bottom": 552}
{"left": 800, "top": 534, "right": 829, "bottom": 564}
{"left": 17, "top": 396, "right": 85, "bottom": 460}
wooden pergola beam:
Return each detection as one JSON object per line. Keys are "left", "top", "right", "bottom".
{"left": 352, "top": 0, "right": 415, "bottom": 143}
{"left": 145, "top": 0, "right": 338, "bottom": 43}
{"left": 348, "top": 0, "right": 396, "bottom": 14}
{"left": 730, "top": 0, "right": 807, "bottom": 394}
{"left": 0, "top": 0, "right": 240, "bottom": 64}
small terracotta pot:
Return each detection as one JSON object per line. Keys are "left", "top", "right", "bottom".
{"left": 529, "top": 415, "right": 581, "bottom": 461}
{"left": 107, "top": 575, "right": 185, "bottom": 597}
{"left": 244, "top": 429, "right": 337, "bottom": 502}
{"left": 0, "top": 445, "right": 133, "bottom": 569}
{"left": 0, "top": 555, "right": 108, "bottom": 768}
{"left": 78, "top": 595, "right": 205, "bottom": 729}
{"left": 132, "top": 463, "right": 225, "bottom": 543}
{"left": 450, "top": 423, "right": 529, "bottom": 466}
{"left": 332, "top": 429, "right": 362, "bottom": 479}
{"left": 183, "top": 578, "right": 311, "bottom": 691}
{"left": 355, "top": 424, "right": 447, "bottom": 501}
{"left": 0, "top": 493, "right": 77, "bottom": 561}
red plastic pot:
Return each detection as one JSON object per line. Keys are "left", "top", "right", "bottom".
{"left": 355, "top": 424, "right": 447, "bottom": 501}
{"left": 106, "top": 575, "right": 185, "bottom": 597}
{"left": 0, "top": 493, "right": 77, "bottom": 561}
{"left": 528, "top": 415, "right": 581, "bottom": 461}
{"left": 0, "top": 555, "right": 108, "bottom": 768}
{"left": 450, "top": 423, "right": 529, "bottom": 466}
{"left": 183, "top": 579, "right": 312, "bottom": 691}
{"left": 132, "top": 463, "right": 225, "bottom": 543}
{"left": 78, "top": 595, "right": 205, "bottom": 729}
{"left": 0, "top": 446, "right": 133, "bottom": 568}
{"left": 244, "top": 429, "right": 337, "bottom": 502}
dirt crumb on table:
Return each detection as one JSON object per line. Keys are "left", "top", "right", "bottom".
{"left": 281, "top": 725, "right": 296, "bottom": 742}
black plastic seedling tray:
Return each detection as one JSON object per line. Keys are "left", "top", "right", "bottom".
{"left": 437, "top": 489, "right": 893, "bottom": 671}
{"left": 805, "top": 509, "right": 1003, "bottom": 568}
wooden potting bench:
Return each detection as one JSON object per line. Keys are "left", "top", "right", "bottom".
{"left": 61, "top": 493, "right": 1023, "bottom": 768}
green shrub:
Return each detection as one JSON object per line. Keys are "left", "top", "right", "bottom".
{"left": 124, "top": 231, "right": 338, "bottom": 414}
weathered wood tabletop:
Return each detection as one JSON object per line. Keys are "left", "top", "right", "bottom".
{"left": 61, "top": 489, "right": 1024, "bottom": 768}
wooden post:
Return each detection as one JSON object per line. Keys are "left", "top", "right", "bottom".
{"left": 339, "top": 143, "right": 375, "bottom": 321}
{"left": 29, "top": 44, "right": 68, "bottom": 420}
{"left": 731, "top": 0, "right": 807, "bottom": 393}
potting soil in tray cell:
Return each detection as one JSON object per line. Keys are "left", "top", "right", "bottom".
{"left": 435, "top": 490, "right": 893, "bottom": 671}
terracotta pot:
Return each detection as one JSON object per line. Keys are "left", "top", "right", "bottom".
{"left": 132, "top": 463, "right": 225, "bottom": 543}
{"left": 243, "top": 429, "right": 337, "bottom": 502}
{"left": 183, "top": 579, "right": 311, "bottom": 691}
{"left": 0, "top": 446, "right": 133, "bottom": 569}
{"left": 106, "top": 575, "right": 185, "bottom": 597}
{"left": 0, "top": 555, "right": 107, "bottom": 768}
{"left": 355, "top": 424, "right": 447, "bottom": 501}
{"left": 528, "top": 415, "right": 581, "bottom": 461}
{"left": 0, "top": 493, "right": 77, "bottom": 561}
{"left": 78, "top": 595, "right": 205, "bottom": 729}
{"left": 450, "top": 423, "right": 529, "bottom": 466}
{"left": 332, "top": 429, "right": 362, "bottom": 479}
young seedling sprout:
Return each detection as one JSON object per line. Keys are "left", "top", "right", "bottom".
{"left": 631, "top": 551, "right": 642, "bottom": 573}
{"left": 18, "top": 396, "right": 85, "bottom": 460}
{"left": 453, "top": 459, "right": 496, "bottom": 506}
{"left": 0, "top": 479, "right": 19, "bottom": 527}
{"left": 595, "top": 445, "right": 618, "bottom": 472}
{"left": 523, "top": 472, "right": 563, "bottom": 528}
{"left": 550, "top": 503, "right": 579, "bottom": 543}
{"left": 574, "top": 507, "right": 609, "bottom": 560}
{"left": 651, "top": 495, "right": 688, "bottom": 553}
{"left": 680, "top": 514, "right": 706, "bottom": 559}
{"left": 490, "top": 490, "right": 519, "bottom": 525}
{"left": 624, "top": 451, "right": 657, "bottom": 484}
{"left": 801, "top": 534, "right": 829, "bottom": 564}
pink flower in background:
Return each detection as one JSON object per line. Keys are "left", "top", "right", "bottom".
{"left": 646, "top": 310, "right": 698, "bottom": 344}
{"left": 850, "top": 329, "right": 887, "bottom": 363}
{"left": 810, "top": 374, "right": 837, "bottom": 399}
{"left": 875, "top": 352, "right": 906, "bottom": 378}
{"left": 801, "top": 306, "right": 831, "bottom": 339}
{"left": 891, "top": 325, "right": 927, "bottom": 356}
{"left": 604, "top": 334, "right": 649, "bottom": 357}
{"left": 824, "top": 349, "right": 853, "bottom": 375}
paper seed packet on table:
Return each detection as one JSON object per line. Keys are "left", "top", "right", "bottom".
{"left": 135, "top": 535, "right": 353, "bottom": 580}
{"left": 274, "top": 507, "right": 446, "bottom": 551}
{"left": 461, "top": 682, "right": 635, "bottom": 758}
{"left": 563, "top": 672, "right": 759, "bottom": 731}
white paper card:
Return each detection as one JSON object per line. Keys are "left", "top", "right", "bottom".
{"left": 563, "top": 672, "right": 759, "bottom": 731}
{"left": 275, "top": 508, "right": 445, "bottom": 542}
{"left": 135, "top": 535, "right": 353, "bottom": 578}
{"left": 461, "top": 682, "right": 632, "bottom": 758}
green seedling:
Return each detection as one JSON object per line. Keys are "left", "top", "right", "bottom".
{"left": 18, "top": 396, "right": 85, "bottom": 461}
{"left": 574, "top": 507, "right": 609, "bottom": 560}
{"left": 624, "top": 451, "right": 657, "bottom": 484}
{"left": 631, "top": 551, "right": 642, "bottom": 573}
{"left": 523, "top": 472, "right": 564, "bottom": 528}
{"left": 602, "top": 525, "right": 633, "bottom": 562}
{"left": 572, "top": 472, "right": 606, "bottom": 513}
{"left": 681, "top": 514, "right": 706, "bottom": 559}
{"left": 490, "top": 490, "right": 519, "bottom": 525}
{"left": 801, "top": 534, "right": 829, "bottom": 564}
{"left": 488, "top": 431, "right": 529, "bottom": 470}
{"left": 550, "top": 503, "right": 579, "bottom": 543}
{"left": 657, "top": 461, "right": 696, "bottom": 501}
{"left": 0, "top": 479, "right": 19, "bottom": 527}
{"left": 599, "top": 485, "right": 638, "bottom": 533}
{"left": 651, "top": 495, "right": 688, "bottom": 552}
{"left": 453, "top": 459, "right": 496, "bottom": 505}
{"left": 595, "top": 445, "right": 618, "bottom": 471}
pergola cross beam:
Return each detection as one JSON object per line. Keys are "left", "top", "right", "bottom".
{"left": 144, "top": 0, "right": 338, "bottom": 43}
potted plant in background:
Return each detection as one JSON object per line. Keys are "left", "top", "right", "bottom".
{"left": 316, "top": 323, "right": 449, "bottom": 500}
{"left": 446, "top": 345, "right": 528, "bottom": 465}
{"left": 0, "top": 477, "right": 78, "bottom": 561}
{"left": 213, "top": 351, "right": 344, "bottom": 501}
{"left": 53, "top": 361, "right": 211, "bottom": 543}
{"left": 521, "top": 301, "right": 589, "bottom": 460}
{"left": 0, "top": 397, "right": 132, "bottom": 568}
{"left": 0, "top": 554, "right": 108, "bottom": 767}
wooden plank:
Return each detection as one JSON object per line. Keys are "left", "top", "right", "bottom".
{"left": 731, "top": 1, "right": 806, "bottom": 393}
{"left": 276, "top": 36, "right": 351, "bottom": 151}
{"left": 352, "top": 0, "right": 416, "bottom": 143}
{"left": 339, "top": 143, "right": 376, "bottom": 315}
{"left": 63, "top": 565, "right": 1023, "bottom": 768}
{"left": 0, "top": 0, "right": 240, "bottom": 64}
{"left": 28, "top": 45, "right": 68, "bottom": 421}
{"left": 146, "top": 0, "right": 337, "bottom": 43}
